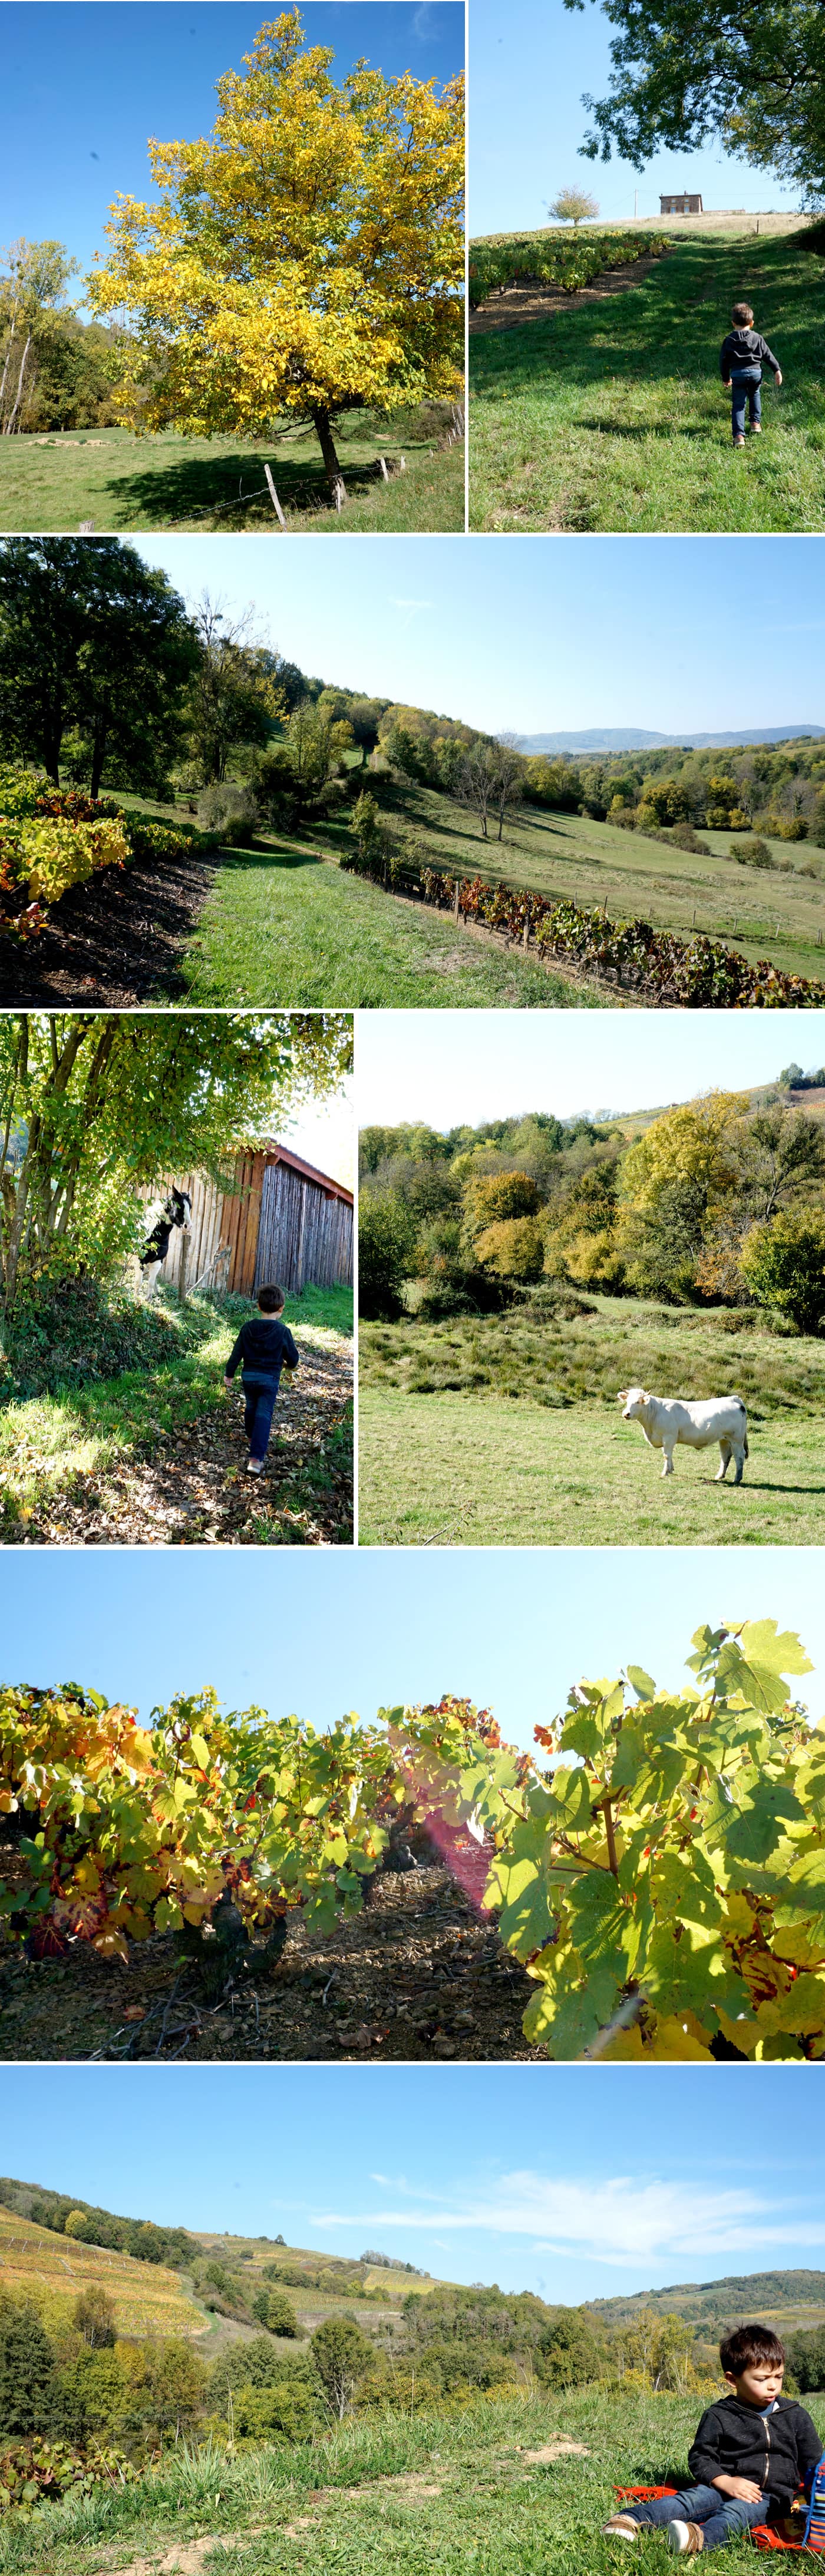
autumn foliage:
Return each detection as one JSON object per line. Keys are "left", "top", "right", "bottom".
{"left": 90, "top": 11, "right": 464, "bottom": 495}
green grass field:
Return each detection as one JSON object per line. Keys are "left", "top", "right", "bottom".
{"left": 470, "top": 226, "right": 825, "bottom": 531}
{"left": 358, "top": 1294, "right": 825, "bottom": 1546}
{"left": 0, "top": 416, "right": 463, "bottom": 534}
{"left": 171, "top": 839, "right": 603, "bottom": 1008}
{"left": 1, "top": 2389, "right": 822, "bottom": 2576}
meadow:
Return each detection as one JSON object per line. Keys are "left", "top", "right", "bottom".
{"left": 358, "top": 1293, "right": 825, "bottom": 1546}
{"left": 0, "top": 416, "right": 463, "bottom": 535}
{"left": 0, "top": 1284, "right": 353, "bottom": 1547}
{"left": 469, "top": 224, "right": 825, "bottom": 532}
{"left": 172, "top": 788, "right": 825, "bottom": 1003}
{"left": 0, "top": 2387, "right": 823, "bottom": 2576}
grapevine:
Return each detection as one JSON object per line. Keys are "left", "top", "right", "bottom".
{"left": 3, "top": 1628, "right": 823, "bottom": 2064}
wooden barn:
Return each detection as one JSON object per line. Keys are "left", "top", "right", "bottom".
{"left": 144, "top": 1145, "right": 353, "bottom": 1298}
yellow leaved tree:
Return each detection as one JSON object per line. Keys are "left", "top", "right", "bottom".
{"left": 89, "top": 10, "right": 464, "bottom": 501}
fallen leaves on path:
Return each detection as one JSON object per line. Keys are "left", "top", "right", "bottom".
{"left": 9, "top": 1334, "right": 352, "bottom": 1547}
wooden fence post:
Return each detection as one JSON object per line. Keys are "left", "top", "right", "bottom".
{"left": 263, "top": 464, "right": 286, "bottom": 527}
{"left": 453, "top": 881, "right": 460, "bottom": 921}
{"left": 378, "top": 457, "right": 390, "bottom": 481}
{"left": 177, "top": 1228, "right": 189, "bottom": 1308}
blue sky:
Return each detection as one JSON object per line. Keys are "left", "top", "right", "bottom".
{"left": 134, "top": 537, "right": 825, "bottom": 742}
{"left": 1, "top": 4, "right": 463, "bottom": 300}
{"left": 357, "top": 1008, "right": 825, "bottom": 1129}
{"left": 1, "top": 2062, "right": 823, "bottom": 2298}
{"left": 470, "top": 0, "right": 801, "bottom": 236}
{"left": 4, "top": 1549, "right": 824, "bottom": 1750}
{"left": 282, "top": 1083, "right": 354, "bottom": 1190}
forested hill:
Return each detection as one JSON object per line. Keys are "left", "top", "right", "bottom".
{"left": 587, "top": 2273, "right": 825, "bottom": 2334}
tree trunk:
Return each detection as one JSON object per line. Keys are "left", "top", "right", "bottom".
{"left": 90, "top": 718, "right": 107, "bottom": 801}
{"left": 311, "top": 406, "right": 347, "bottom": 505}
{"left": 4, "top": 333, "right": 32, "bottom": 436}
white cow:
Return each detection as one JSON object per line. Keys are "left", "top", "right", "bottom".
{"left": 618, "top": 1385, "right": 749, "bottom": 1483}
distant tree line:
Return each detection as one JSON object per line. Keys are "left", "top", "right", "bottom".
{"left": 359, "top": 1092, "right": 825, "bottom": 1332}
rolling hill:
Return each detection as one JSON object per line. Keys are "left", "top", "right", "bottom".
{"left": 4, "top": 2171, "right": 825, "bottom": 2356}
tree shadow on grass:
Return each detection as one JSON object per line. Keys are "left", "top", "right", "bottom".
{"left": 217, "top": 844, "right": 325, "bottom": 872}
{"left": 573, "top": 418, "right": 721, "bottom": 440}
{"left": 470, "top": 234, "right": 820, "bottom": 405}
{"left": 106, "top": 447, "right": 383, "bottom": 529}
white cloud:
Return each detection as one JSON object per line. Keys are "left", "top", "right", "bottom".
{"left": 312, "top": 2168, "right": 825, "bottom": 2269}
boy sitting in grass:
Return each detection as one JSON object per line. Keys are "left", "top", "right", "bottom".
{"left": 223, "top": 1282, "right": 299, "bottom": 1476}
{"left": 720, "top": 303, "right": 783, "bottom": 448}
{"left": 603, "top": 2323, "right": 821, "bottom": 2555}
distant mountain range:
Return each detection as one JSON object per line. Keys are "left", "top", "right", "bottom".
{"left": 519, "top": 727, "right": 825, "bottom": 753}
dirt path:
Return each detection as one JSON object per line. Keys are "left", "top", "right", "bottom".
{"left": 0, "top": 841, "right": 217, "bottom": 1005}
{"left": 0, "top": 1842, "right": 544, "bottom": 2061}
{"left": 470, "top": 247, "right": 669, "bottom": 335}
{"left": 8, "top": 1336, "right": 352, "bottom": 1547}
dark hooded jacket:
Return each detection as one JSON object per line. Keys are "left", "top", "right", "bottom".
{"left": 225, "top": 1315, "right": 299, "bottom": 1388}
{"left": 720, "top": 327, "right": 780, "bottom": 381}
{"left": 688, "top": 2394, "right": 822, "bottom": 2509}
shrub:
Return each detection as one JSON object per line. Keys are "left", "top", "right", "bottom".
{"left": 734, "top": 836, "right": 773, "bottom": 869}
{"left": 416, "top": 1281, "right": 480, "bottom": 1320}
{"left": 0, "top": 2435, "right": 136, "bottom": 2518}
{"left": 358, "top": 1193, "right": 418, "bottom": 1319}
{"left": 8, "top": 813, "right": 128, "bottom": 905}
{"left": 196, "top": 783, "right": 260, "bottom": 845}
{"left": 739, "top": 1210, "right": 825, "bottom": 1333}
{"left": 252, "top": 2287, "right": 301, "bottom": 2337}
{"left": 778, "top": 817, "right": 808, "bottom": 841}
{"left": 474, "top": 1215, "right": 545, "bottom": 1280}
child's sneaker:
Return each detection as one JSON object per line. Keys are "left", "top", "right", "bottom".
{"left": 602, "top": 2518, "right": 641, "bottom": 2542}
{"left": 732, "top": 435, "right": 745, "bottom": 448}
{"left": 246, "top": 1457, "right": 265, "bottom": 1476}
{"left": 667, "top": 2525, "right": 704, "bottom": 2556}
{"left": 750, "top": 421, "right": 762, "bottom": 433}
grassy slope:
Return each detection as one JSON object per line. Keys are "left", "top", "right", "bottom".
{"left": 358, "top": 1295, "right": 825, "bottom": 1546}
{"left": 0, "top": 2204, "right": 199, "bottom": 2342}
{"left": 172, "top": 841, "right": 603, "bottom": 1008}
{"left": 2, "top": 2389, "right": 823, "bottom": 2576}
{"left": 0, "top": 419, "right": 463, "bottom": 534}
{"left": 41, "top": 763, "right": 825, "bottom": 1001}
{"left": 0, "top": 1284, "right": 352, "bottom": 1536}
{"left": 366, "top": 781, "right": 825, "bottom": 983}
{"left": 469, "top": 227, "right": 825, "bottom": 531}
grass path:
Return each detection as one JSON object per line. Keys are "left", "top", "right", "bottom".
{"left": 2, "top": 2391, "right": 823, "bottom": 2576}
{"left": 173, "top": 846, "right": 605, "bottom": 1007}
{"left": 0, "top": 419, "right": 463, "bottom": 533}
{"left": 470, "top": 227, "right": 825, "bottom": 530}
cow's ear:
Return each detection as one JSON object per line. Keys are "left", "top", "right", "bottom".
{"left": 618, "top": 1388, "right": 628, "bottom": 1402}
{"left": 642, "top": 1390, "right": 651, "bottom": 1403}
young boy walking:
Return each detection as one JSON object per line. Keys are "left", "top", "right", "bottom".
{"left": 720, "top": 302, "right": 783, "bottom": 447}
{"left": 223, "top": 1283, "right": 300, "bottom": 1476}
{"left": 603, "top": 2323, "right": 821, "bottom": 2555}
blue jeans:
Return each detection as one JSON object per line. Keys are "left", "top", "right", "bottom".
{"left": 730, "top": 369, "right": 761, "bottom": 438}
{"left": 242, "top": 1374, "right": 278, "bottom": 1463}
{"left": 624, "top": 2484, "right": 767, "bottom": 2549}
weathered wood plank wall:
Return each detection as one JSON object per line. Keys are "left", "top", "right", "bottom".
{"left": 140, "top": 1151, "right": 353, "bottom": 1296}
